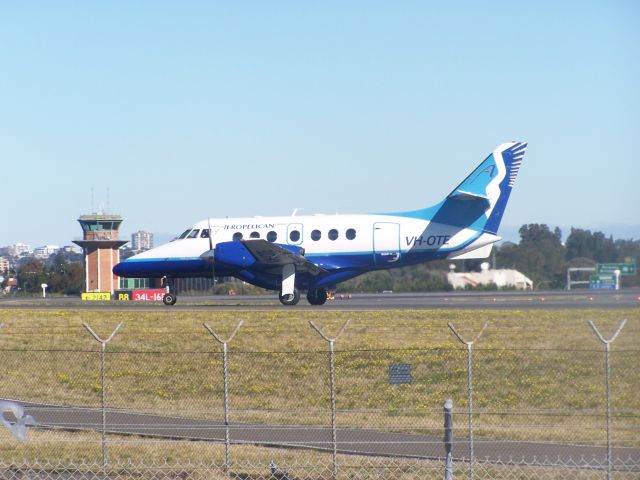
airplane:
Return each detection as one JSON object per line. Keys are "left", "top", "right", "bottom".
{"left": 113, "top": 141, "right": 527, "bottom": 306}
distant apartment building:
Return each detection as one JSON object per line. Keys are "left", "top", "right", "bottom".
{"left": 131, "top": 230, "right": 153, "bottom": 252}
{"left": 33, "top": 245, "right": 60, "bottom": 258}
{"left": 0, "top": 256, "right": 10, "bottom": 273}
{"left": 6, "top": 243, "right": 32, "bottom": 257}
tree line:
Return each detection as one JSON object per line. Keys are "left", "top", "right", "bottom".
{"left": 9, "top": 253, "right": 84, "bottom": 295}
{"left": 340, "top": 224, "right": 640, "bottom": 292}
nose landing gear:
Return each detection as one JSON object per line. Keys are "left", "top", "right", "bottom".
{"left": 162, "top": 277, "right": 178, "bottom": 306}
{"left": 162, "top": 293, "right": 177, "bottom": 306}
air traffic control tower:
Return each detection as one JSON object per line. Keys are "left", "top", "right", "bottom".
{"left": 73, "top": 214, "right": 128, "bottom": 294}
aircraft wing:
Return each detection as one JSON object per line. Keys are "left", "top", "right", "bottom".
{"left": 241, "top": 239, "right": 327, "bottom": 276}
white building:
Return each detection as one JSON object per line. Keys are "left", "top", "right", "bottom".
{"left": 131, "top": 230, "right": 153, "bottom": 252}
{"left": 33, "top": 245, "right": 60, "bottom": 259}
{"left": 61, "top": 245, "right": 79, "bottom": 254}
{"left": 0, "top": 256, "right": 10, "bottom": 273}
{"left": 6, "top": 243, "right": 32, "bottom": 257}
{"left": 448, "top": 268, "right": 533, "bottom": 290}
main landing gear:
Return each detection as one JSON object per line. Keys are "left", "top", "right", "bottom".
{"left": 307, "top": 288, "right": 328, "bottom": 306}
{"left": 279, "top": 288, "right": 300, "bottom": 306}
{"left": 278, "top": 288, "right": 329, "bottom": 306}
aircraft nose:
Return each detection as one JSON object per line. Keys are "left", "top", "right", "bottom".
{"left": 113, "top": 258, "right": 146, "bottom": 277}
{"left": 112, "top": 261, "right": 128, "bottom": 277}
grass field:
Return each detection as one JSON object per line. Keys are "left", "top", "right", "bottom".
{"left": 1, "top": 430, "right": 637, "bottom": 480}
{"left": 0, "top": 308, "right": 638, "bottom": 471}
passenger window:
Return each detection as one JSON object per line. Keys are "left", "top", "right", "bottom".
{"left": 267, "top": 231, "right": 277, "bottom": 242}
{"left": 232, "top": 232, "right": 243, "bottom": 241}
{"left": 328, "top": 229, "right": 339, "bottom": 241}
{"left": 311, "top": 230, "right": 321, "bottom": 241}
{"left": 346, "top": 228, "right": 356, "bottom": 240}
{"left": 187, "top": 229, "right": 200, "bottom": 239}
{"left": 178, "top": 229, "right": 191, "bottom": 239}
{"left": 250, "top": 231, "right": 260, "bottom": 239}
{"left": 201, "top": 229, "right": 210, "bottom": 238}
{"left": 290, "top": 230, "right": 301, "bottom": 242}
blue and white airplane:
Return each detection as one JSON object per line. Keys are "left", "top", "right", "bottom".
{"left": 114, "top": 142, "right": 527, "bottom": 305}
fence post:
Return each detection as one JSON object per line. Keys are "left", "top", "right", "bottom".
{"left": 588, "top": 319, "right": 626, "bottom": 480}
{"left": 444, "top": 399, "right": 453, "bottom": 480}
{"left": 82, "top": 322, "right": 123, "bottom": 469}
{"left": 448, "top": 321, "right": 488, "bottom": 480}
{"left": 203, "top": 320, "right": 243, "bottom": 477}
{"left": 309, "top": 319, "right": 350, "bottom": 480}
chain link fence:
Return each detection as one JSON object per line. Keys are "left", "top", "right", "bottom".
{"left": 0, "top": 318, "right": 638, "bottom": 479}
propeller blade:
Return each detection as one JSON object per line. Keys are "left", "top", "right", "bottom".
{"left": 207, "top": 218, "right": 216, "bottom": 288}
{"left": 207, "top": 218, "right": 213, "bottom": 251}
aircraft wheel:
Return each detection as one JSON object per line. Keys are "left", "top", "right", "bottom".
{"left": 279, "top": 288, "right": 300, "bottom": 306}
{"left": 163, "top": 293, "right": 177, "bottom": 306}
{"left": 307, "top": 288, "right": 328, "bottom": 305}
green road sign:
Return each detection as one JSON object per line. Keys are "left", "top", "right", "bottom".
{"left": 590, "top": 274, "right": 616, "bottom": 289}
{"left": 596, "top": 263, "right": 637, "bottom": 276}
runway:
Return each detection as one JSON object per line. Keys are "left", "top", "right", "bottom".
{"left": 1, "top": 289, "right": 639, "bottom": 311}
{"left": 5, "top": 398, "right": 639, "bottom": 469}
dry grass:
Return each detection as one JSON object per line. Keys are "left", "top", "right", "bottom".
{"left": 0, "top": 308, "right": 638, "bottom": 470}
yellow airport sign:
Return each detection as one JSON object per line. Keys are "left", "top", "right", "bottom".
{"left": 81, "top": 292, "right": 112, "bottom": 301}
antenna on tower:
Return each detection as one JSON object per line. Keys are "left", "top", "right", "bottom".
{"left": 106, "top": 188, "right": 110, "bottom": 214}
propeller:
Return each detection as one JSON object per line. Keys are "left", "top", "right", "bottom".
{"left": 207, "top": 217, "right": 216, "bottom": 289}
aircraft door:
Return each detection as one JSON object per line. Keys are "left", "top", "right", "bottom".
{"left": 373, "top": 222, "right": 401, "bottom": 265}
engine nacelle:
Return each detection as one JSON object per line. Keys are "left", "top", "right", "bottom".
{"left": 214, "top": 241, "right": 256, "bottom": 269}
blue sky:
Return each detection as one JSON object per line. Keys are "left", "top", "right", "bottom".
{"left": 1, "top": 1, "right": 638, "bottom": 247}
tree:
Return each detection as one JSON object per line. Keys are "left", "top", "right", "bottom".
{"left": 16, "top": 258, "right": 46, "bottom": 294}
{"left": 496, "top": 224, "right": 566, "bottom": 288}
{"left": 566, "top": 228, "right": 617, "bottom": 263}
{"left": 46, "top": 253, "right": 83, "bottom": 294}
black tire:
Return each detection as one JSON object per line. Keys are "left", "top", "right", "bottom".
{"left": 163, "top": 293, "right": 177, "bottom": 306}
{"left": 307, "top": 288, "right": 328, "bottom": 306}
{"left": 279, "top": 288, "right": 300, "bottom": 306}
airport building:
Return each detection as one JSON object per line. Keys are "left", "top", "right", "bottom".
{"left": 448, "top": 268, "right": 533, "bottom": 290}
{"left": 73, "top": 214, "right": 128, "bottom": 294}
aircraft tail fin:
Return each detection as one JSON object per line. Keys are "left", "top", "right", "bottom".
{"left": 444, "top": 141, "right": 527, "bottom": 234}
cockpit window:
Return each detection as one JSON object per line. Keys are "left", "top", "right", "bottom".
{"left": 200, "top": 229, "right": 210, "bottom": 238}
{"left": 187, "top": 229, "right": 200, "bottom": 239}
{"left": 178, "top": 229, "right": 191, "bottom": 239}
